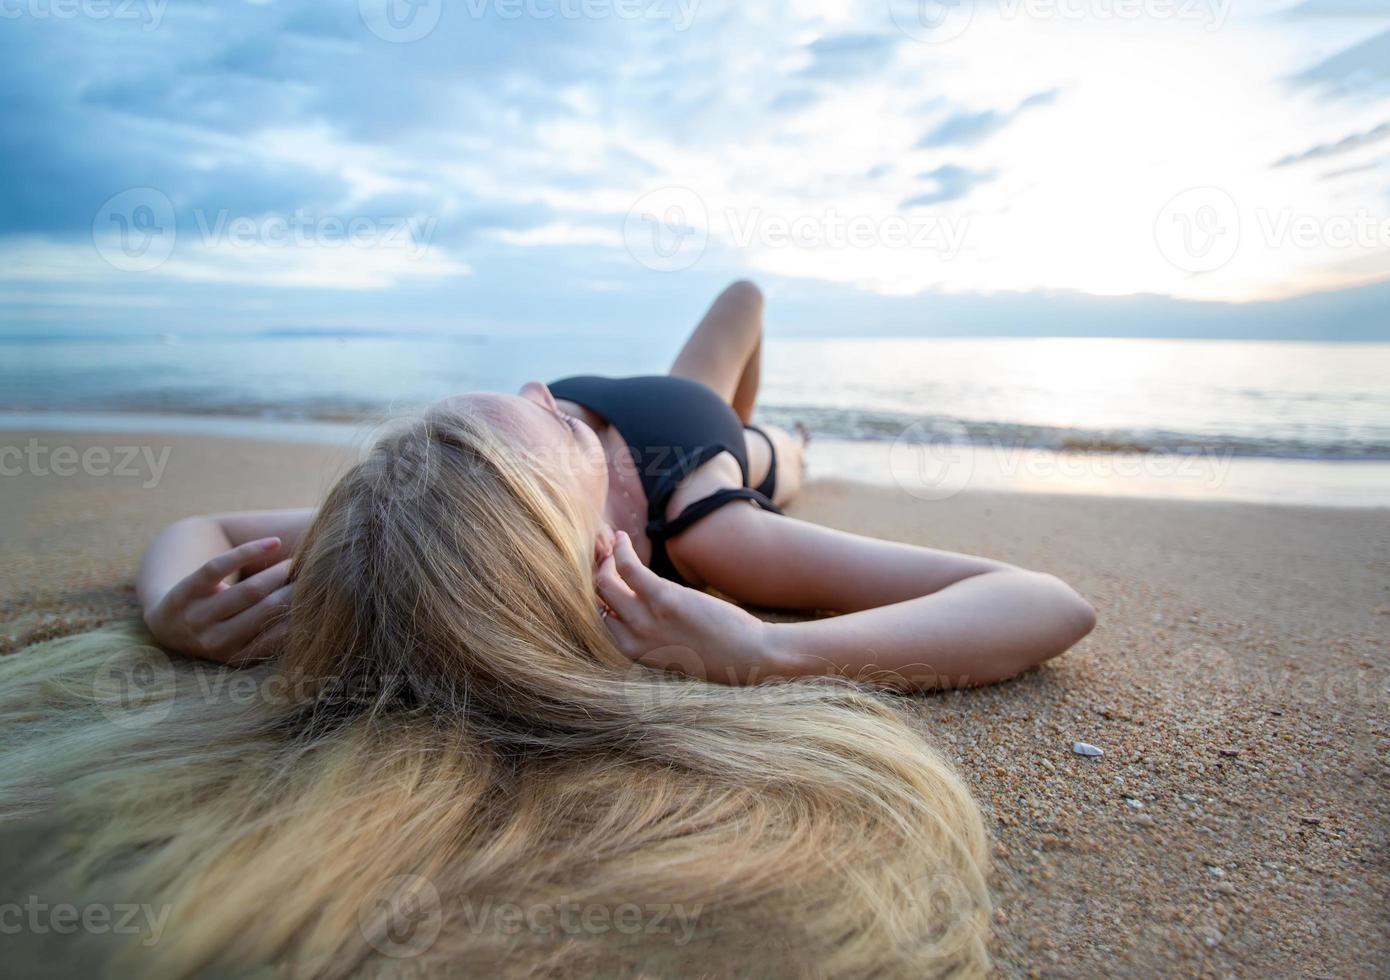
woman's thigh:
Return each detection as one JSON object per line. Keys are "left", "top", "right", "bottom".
{"left": 744, "top": 423, "right": 805, "bottom": 507}
{"left": 668, "top": 281, "right": 762, "bottom": 405}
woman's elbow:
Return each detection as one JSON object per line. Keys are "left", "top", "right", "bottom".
{"left": 1063, "top": 577, "right": 1097, "bottom": 635}
{"left": 1041, "top": 573, "right": 1097, "bottom": 646}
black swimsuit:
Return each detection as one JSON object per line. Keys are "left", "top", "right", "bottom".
{"left": 548, "top": 375, "right": 782, "bottom": 585}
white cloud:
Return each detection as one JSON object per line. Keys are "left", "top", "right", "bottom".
{"left": 489, "top": 223, "right": 624, "bottom": 247}
{"left": 0, "top": 237, "right": 472, "bottom": 291}
{"left": 534, "top": 2, "right": 1390, "bottom": 302}
{"left": 5, "top": 0, "right": 1389, "bottom": 313}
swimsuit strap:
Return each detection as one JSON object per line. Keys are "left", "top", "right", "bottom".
{"left": 546, "top": 375, "right": 784, "bottom": 586}
{"left": 743, "top": 424, "right": 778, "bottom": 500}
{"left": 647, "top": 487, "right": 782, "bottom": 543}
{"left": 645, "top": 443, "right": 745, "bottom": 522}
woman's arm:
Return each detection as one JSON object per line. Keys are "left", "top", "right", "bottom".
{"left": 138, "top": 509, "right": 315, "bottom": 605}
{"left": 760, "top": 569, "right": 1095, "bottom": 688}
{"left": 138, "top": 509, "right": 315, "bottom": 663}
{"left": 599, "top": 505, "right": 1096, "bottom": 690}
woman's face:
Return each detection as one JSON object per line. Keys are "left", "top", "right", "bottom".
{"left": 433, "top": 384, "right": 610, "bottom": 527}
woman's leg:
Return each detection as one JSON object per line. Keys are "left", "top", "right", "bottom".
{"left": 670, "top": 281, "right": 808, "bottom": 504}
{"left": 669, "top": 280, "right": 764, "bottom": 423}
{"left": 749, "top": 423, "right": 809, "bottom": 507}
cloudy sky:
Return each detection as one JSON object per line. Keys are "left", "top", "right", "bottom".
{"left": 1, "top": 0, "right": 1388, "bottom": 340}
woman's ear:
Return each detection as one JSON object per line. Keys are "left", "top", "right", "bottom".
{"left": 593, "top": 523, "right": 617, "bottom": 567}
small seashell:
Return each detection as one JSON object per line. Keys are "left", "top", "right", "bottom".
{"left": 1073, "top": 741, "right": 1104, "bottom": 757}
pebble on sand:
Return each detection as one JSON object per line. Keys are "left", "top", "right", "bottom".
{"left": 1073, "top": 741, "right": 1104, "bottom": 757}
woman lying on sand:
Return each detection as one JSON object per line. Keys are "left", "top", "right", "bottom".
{"left": 141, "top": 280, "right": 1095, "bottom": 685}
{"left": 1, "top": 281, "right": 1094, "bottom": 978}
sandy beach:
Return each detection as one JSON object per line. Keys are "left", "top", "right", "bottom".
{"left": 2, "top": 428, "right": 1386, "bottom": 977}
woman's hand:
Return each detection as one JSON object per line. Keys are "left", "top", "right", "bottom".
{"left": 596, "top": 531, "right": 785, "bottom": 685}
{"left": 143, "top": 537, "right": 293, "bottom": 664}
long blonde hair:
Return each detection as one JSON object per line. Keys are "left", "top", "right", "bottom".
{"left": 0, "top": 406, "right": 991, "bottom": 978}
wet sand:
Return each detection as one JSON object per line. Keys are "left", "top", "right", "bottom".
{"left": 1, "top": 429, "right": 1386, "bottom": 977}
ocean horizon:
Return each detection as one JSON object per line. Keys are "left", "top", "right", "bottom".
{"left": 4, "top": 330, "right": 1387, "bottom": 507}
{"left": 3, "top": 330, "right": 1387, "bottom": 458}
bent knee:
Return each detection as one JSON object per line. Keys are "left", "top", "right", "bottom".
{"left": 719, "top": 279, "right": 764, "bottom": 311}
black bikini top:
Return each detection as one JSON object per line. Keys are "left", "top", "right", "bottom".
{"left": 547, "top": 375, "right": 781, "bottom": 585}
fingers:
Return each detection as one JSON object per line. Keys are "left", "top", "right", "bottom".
{"left": 595, "top": 553, "right": 644, "bottom": 625}
{"left": 611, "top": 531, "right": 666, "bottom": 600}
{"left": 176, "top": 538, "right": 282, "bottom": 601}
{"left": 233, "top": 617, "right": 290, "bottom": 666}
{"left": 201, "top": 559, "right": 292, "bottom": 623}
{"left": 600, "top": 611, "right": 640, "bottom": 659}
{"left": 208, "top": 583, "right": 293, "bottom": 659}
